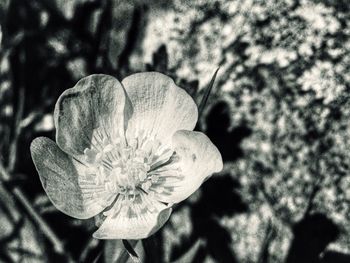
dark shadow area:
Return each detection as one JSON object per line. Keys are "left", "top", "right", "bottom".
{"left": 1, "top": 0, "right": 349, "bottom": 262}
{"left": 168, "top": 100, "right": 252, "bottom": 262}
{"left": 43, "top": 213, "right": 92, "bottom": 260}
{"left": 321, "top": 251, "right": 350, "bottom": 263}
{"left": 286, "top": 213, "right": 340, "bottom": 263}
{"left": 205, "top": 101, "right": 252, "bottom": 162}
{"left": 170, "top": 174, "right": 248, "bottom": 263}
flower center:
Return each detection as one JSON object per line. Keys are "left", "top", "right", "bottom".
{"left": 82, "top": 129, "right": 172, "bottom": 200}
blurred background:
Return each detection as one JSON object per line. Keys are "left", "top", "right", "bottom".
{"left": 0, "top": 0, "right": 350, "bottom": 262}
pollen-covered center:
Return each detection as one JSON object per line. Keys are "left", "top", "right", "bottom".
{"left": 82, "top": 129, "right": 173, "bottom": 200}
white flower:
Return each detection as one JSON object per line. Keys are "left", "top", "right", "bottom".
{"left": 30, "top": 72, "right": 223, "bottom": 239}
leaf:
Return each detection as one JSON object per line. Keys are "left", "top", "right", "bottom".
{"left": 151, "top": 44, "right": 168, "bottom": 73}
{"left": 104, "top": 240, "right": 142, "bottom": 263}
{"left": 92, "top": 251, "right": 102, "bottom": 263}
{"left": 122, "top": 240, "right": 140, "bottom": 263}
{"left": 171, "top": 239, "right": 203, "bottom": 263}
{"left": 198, "top": 68, "right": 220, "bottom": 117}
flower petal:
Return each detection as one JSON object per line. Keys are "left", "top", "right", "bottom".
{"left": 31, "top": 137, "right": 114, "bottom": 219}
{"left": 151, "top": 130, "right": 223, "bottom": 203}
{"left": 54, "top": 74, "right": 132, "bottom": 156}
{"left": 122, "top": 72, "right": 198, "bottom": 144}
{"left": 93, "top": 193, "right": 172, "bottom": 239}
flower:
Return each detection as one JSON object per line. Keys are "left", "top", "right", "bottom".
{"left": 30, "top": 72, "right": 223, "bottom": 239}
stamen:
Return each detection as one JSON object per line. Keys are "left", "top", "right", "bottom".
{"left": 82, "top": 128, "right": 177, "bottom": 216}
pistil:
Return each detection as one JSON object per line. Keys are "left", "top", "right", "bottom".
{"left": 82, "top": 129, "right": 173, "bottom": 202}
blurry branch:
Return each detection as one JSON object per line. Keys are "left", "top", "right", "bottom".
{"left": 91, "top": 0, "right": 111, "bottom": 71}
{"left": 8, "top": 87, "right": 24, "bottom": 172}
{"left": 92, "top": 251, "right": 102, "bottom": 263}
{"left": 19, "top": 110, "right": 43, "bottom": 130}
{"left": 303, "top": 176, "right": 322, "bottom": 218}
{"left": 0, "top": 213, "right": 41, "bottom": 261}
{"left": 0, "top": 89, "right": 68, "bottom": 257}
{"left": 0, "top": 218, "right": 24, "bottom": 262}
{"left": 7, "top": 247, "right": 43, "bottom": 261}
{"left": 258, "top": 179, "right": 293, "bottom": 226}
{"left": 257, "top": 220, "right": 276, "bottom": 263}
{"left": 2, "top": 79, "right": 44, "bottom": 170}
{"left": 117, "top": 3, "right": 148, "bottom": 73}
{"left": 171, "top": 239, "right": 204, "bottom": 263}
{"left": 0, "top": 187, "right": 16, "bottom": 221}
{"left": 0, "top": 216, "right": 24, "bottom": 244}
{"left": 0, "top": 163, "right": 68, "bottom": 257}
{"left": 0, "top": 31, "right": 24, "bottom": 62}
{"left": 79, "top": 237, "right": 100, "bottom": 262}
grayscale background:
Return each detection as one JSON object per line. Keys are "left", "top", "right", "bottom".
{"left": 0, "top": 0, "right": 349, "bottom": 262}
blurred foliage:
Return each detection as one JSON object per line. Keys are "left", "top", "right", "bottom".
{"left": 0, "top": 0, "right": 350, "bottom": 262}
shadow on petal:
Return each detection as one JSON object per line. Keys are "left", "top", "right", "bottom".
{"left": 93, "top": 193, "right": 172, "bottom": 240}
{"left": 54, "top": 74, "right": 132, "bottom": 157}
{"left": 31, "top": 137, "right": 107, "bottom": 219}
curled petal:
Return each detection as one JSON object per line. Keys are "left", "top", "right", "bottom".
{"left": 31, "top": 137, "right": 113, "bottom": 219}
{"left": 54, "top": 74, "right": 132, "bottom": 157}
{"left": 122, "top": 72, "right": 198, "bottom": 144}
{"left": 93, "top": 193, "right": 172, "bottom": 239}
{"left": 151, "top": 130, "right": 223, "bottom": 203}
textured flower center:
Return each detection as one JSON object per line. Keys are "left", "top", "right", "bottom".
{"left": 82, "top": 129, "right": 173, "bottom": 202}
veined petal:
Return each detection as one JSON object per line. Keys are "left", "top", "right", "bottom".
{"left": 151, "top": 130, "right": 223, "bottom": 203}
{"left": 31, "top": 137, "right": 114, "bottom": 219}
{"left": 54, "top": 74, "right": 132, "bottom": 157}
{"left": 122, "top": 72, "right": 198, "bottom": 145}
{"left": 93, "top": 193, "right": 172, "bottom": 239}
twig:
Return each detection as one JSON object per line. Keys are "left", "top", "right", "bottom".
{"left": 258, "top": 179, "right": 292, "bottom": 226}
{"left": 91, "top": 0, "right": 111, "bottom": 71}
{"left": 303, "top": 176, "right": 322, "bottom": 217}
{"left": 0, "top": 81, "right": 73, "bottom": 261}
{"left": 257, "top": 219, "right": 276, "bottom": 263}
{"left": 19, "top": 110, "right": 43, "bottom": 130}
{"left": 92, "top": 251, "right": 102, "bottom": 263}
{"left": 0, "top": 163, "right": 69, "bottom": 258}
{"left": 79, "top": 237, "right": 100, "bottom": 262}
{"left": 171, "top": 239, "right": 204, "bottom": 263}
{"left": 8, "top": 87, "right": 25, "bottom": 172}
{"left": 117, "top": 4, "right": 148, "bottom": 72}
